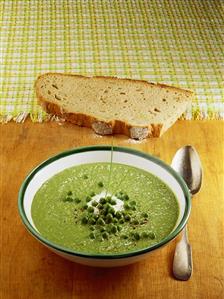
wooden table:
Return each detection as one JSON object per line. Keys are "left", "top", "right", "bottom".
{"left": 1, "top": 120, "right": 223, "bottom": 299}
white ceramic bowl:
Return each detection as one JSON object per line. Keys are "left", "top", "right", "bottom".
{"left": 18, "top": 146, "right": 191, "bottom": 267}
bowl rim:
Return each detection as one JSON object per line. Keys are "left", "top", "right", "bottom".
{"left": 18, "top": 145, "right": 191, "bottom": 260}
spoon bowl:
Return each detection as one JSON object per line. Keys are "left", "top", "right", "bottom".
{"left": 171, "top": 145, "right": 202, "bottom": 195}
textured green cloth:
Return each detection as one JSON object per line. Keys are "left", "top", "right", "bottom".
{"left": 0, "top": 0, "right": 223, "bottom": 122}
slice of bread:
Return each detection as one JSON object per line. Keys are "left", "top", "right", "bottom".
{"left": 35, "top": 73, "right": 193, "bottom": 139}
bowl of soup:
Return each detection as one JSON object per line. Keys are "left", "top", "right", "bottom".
{"left": 18, "top": 146, "right": 191, "bottom": 267}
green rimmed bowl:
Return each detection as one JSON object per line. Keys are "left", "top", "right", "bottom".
{"left": 18, "top": 146, "right": 191, "bottom": 267}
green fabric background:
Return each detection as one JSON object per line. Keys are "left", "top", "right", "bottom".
{"left": 0, "top": 0, "right": 223, "bottom": 122}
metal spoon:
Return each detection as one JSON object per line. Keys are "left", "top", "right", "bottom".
{"left": 172, "top": 145, "right": 202, "bottom": 280}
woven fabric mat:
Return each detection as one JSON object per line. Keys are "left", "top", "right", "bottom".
{"left": 0, "top": 0, "right": 223, "bottom": 122}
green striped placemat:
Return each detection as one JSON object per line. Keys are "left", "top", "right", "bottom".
{"left": 0, "top": 0, "right": 223, "bottom": 122}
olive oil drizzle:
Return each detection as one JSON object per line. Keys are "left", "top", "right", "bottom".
{"left": 105, "top": 137, "right": 114, "bottom": 198}
{"left": 105, "top": 140, "right": 133, "bottom": 198}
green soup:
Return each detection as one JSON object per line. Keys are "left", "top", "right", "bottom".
{"left": 31, "top": 163, "right": 179, "bottom": 254}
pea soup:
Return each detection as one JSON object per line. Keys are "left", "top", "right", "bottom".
{"left": 31, "top": 163, "right": 179, "bottom": 254}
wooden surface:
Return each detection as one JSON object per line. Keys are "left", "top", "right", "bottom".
{"left": 0, "top": 120, "right": 223, "bottom": 299}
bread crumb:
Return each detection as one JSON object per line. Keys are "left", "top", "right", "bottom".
{"left": 125, "top": 138, "right": 146, "bottom": 144}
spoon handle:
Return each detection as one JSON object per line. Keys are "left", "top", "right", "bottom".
{"left": 173, "top": 226, "right": 193, "bottom": 281}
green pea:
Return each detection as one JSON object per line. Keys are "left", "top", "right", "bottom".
{"left": 123, "top": 194, "right": 129, "bottom": 201}
{"left": 107, "top": 197, "right": 112, "bottom": 203}
{"left": 92, "top": 200, "right": 98, "bottom": 207}
{"left": 124, "top": 203, "right": 131, "bottom": 210}
{"left": 149, "top": 232, "right": 156, "bottom": 239}
{"left": 134, "top": 232, "right": 140, "bottom": 240}
{"left": 113, "top": 218, "right": 118, "bottom": 224}
{"left": 110, "top": 199, "right": 116, "bottom": 205}
{"left": 115, "top": 211, "right": 122, "bottom": 219}
{"left": 98, "top": 181, "right": 104, "bottom": 187}
{"left": 89, "top": 232, "right": 95, "bottom": 239}
{"left": 88, "top": 218, "right": 96, "bottom": 225}
{"left": 67, "top": 191, "right": 72, "bottom": 195}
{"left": 106, "top": 196, "right": 112, "bottom": 202}
{"left": 121, "top": 234, "right": 128, "bottom": 239}
{"left": 111, "top": 225, "right": 117, "bottom": 234}
{"left": 141, "top": 212, "right": 149, "bottom": 218}
{"left": 100, "top": 227, "right": 106, "bottom": 232}
{"left": 74, "top": 197, "right": 81, "bottom": 204}
{"left": 87, "top": 206, "right": 94, "bottom": 213}
{"left": 124, "top": 215, "right": 131, "bottom": 221}
{"left": 81, "top": 216, "right": 88, "bottom": 224}
{"left": 90, "top": 225, "right": 95, "bottom": 231}
{"left": 99, "top": 197, "right": 106, "bottom": 204}
{"left": 97, "top": 203, "right": 104, "bottom": 210}
{"left": 106, "top": 213, "right": 113, "bottom": 223}
{"left": 83, "top": 174, "right": 88, "bottom": 179}
{"left": 86, "top": 196, "right": 91, "bottom": 202}
{"left": 107, "top": 212, "right": 113, "bottom": 219}
{"left": 101, "top": 208, "right": 108, "bottom": 216}
{"left": 102, "top": 232, "right": 109, "bottom": 239}
{"left": 97, "top": 218, "right": 105, "bottom": 225}
{"left": 83, "top": 204, "right": 88, "bottom": 210}
{"left": 119, "top": 218, "right": 124, "bottom": 224}
{"left": 108, "top": 207, "right": 115, "bottom": 215}
{"left": 63, "top": 196, "right": 73, "bottom": 202}
{"left": 130, "top": 200, "right": 136, "bottom": 206}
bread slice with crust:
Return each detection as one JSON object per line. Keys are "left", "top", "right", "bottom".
{"left": 35, "top": 73, "right": 193, "bottom": 139}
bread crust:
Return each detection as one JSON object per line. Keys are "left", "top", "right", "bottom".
{"left": 38, "top": 98, "right": 157, "bottom": 139}
{"left": 35, "top": 73, "right": 193, "bottom": 139}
